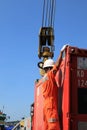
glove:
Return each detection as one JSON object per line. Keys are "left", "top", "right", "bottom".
{"left": 61, "top": 44, "right": 69, "bottom": 52}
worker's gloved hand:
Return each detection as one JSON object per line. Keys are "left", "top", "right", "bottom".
{"left": 61, "top": 44, "right": 69, "bottom": 52}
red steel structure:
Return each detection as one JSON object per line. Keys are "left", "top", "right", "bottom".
{"left": 32, "top": 45, "right": 87, "bottom": 130}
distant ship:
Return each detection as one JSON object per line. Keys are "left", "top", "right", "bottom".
{"left": 0, "top": 111, "right": 6, "bottom": 130}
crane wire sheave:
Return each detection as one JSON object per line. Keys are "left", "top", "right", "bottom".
{"left": 42, "top": 0, "right": 56, "bottom": 28}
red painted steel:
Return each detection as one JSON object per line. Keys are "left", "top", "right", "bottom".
{"left": 33, "top": 46, "right": 87, "bottom": 130}
{"left": 33, "top": 79, "right": 44, "bottom": 130}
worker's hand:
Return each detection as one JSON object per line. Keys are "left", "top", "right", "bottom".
{"left": 61, "top": 44, "right": 69, "bottom": 52}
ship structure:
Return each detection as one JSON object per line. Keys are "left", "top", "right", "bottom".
{"left": 0, "top": 111, "right": 6, "bottom": 130}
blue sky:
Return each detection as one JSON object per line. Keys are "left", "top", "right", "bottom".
{"left": 0, "top": 0, "right": 87, "bottom": 121}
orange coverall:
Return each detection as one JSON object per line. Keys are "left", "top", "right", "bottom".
{"left": 42, "top": 65, "right": 60, "bottom": 130}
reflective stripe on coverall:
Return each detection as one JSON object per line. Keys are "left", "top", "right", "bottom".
{"left": 42, "top": 65, "right": 60, "bottom": 130}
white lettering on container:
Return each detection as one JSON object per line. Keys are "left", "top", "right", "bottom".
{"left": 77, "top": 70, "right": 87, "bottom": 87}
{"left": 78, "top": 79, "right": 87, "bottom": 87}
{"left": 77, "top": 70, "right": 84, "bottom": 78}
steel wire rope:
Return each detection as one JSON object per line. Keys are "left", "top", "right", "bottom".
{"left": 51, "top": 0, "right": 55, "bottom": 27}
{"left": 45, "top": 0, "right": 49, "bottom": 27}
{"left": 42, "top": 0, "right": 56, "bottom": 27}
{"left": 48, "top": 0, "right": 51, "bottom": 27}
{"left": 42, "top": 0, "right": 45, "bottom": 27}
{"left": 53, "top": 0, "right": 56, "bottom": 28}
{"left": 47, "top": 0, "right": 56, "bottom": 27}
{"left": 42, "top": 0, "right": 50, "bottom": 27}
{"left": 50, "top": 0, "right": 53, "bottom": 27}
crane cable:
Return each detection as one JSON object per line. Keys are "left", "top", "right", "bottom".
{"left": 50, "top": 0, "right": 56, "bottom": 27}
{"left": 42, "top": 0, "right": 56, "bottom": 27}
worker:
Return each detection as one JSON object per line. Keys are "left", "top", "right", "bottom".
{"left": 42, "top": 54, "right": 62, "bottom": 130}
{"left": 42, "top": 45, "right": 68, "bottom": 130}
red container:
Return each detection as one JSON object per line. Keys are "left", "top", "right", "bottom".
{"left": 33, "top": 79, "right": 44, "bottom": 130}
{"left": 33, "top": 46, "right": 87, "bottom": 130}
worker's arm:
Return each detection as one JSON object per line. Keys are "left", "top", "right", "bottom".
{"left": 55, "top": 44, "right": 69, "bottom": 68}
{"left": 55, "top": 51, "right": 62, "bottom": 68}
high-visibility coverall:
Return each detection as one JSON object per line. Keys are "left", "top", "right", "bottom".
{"left": 42, "top": 65, "right": 60, "bottom": 130}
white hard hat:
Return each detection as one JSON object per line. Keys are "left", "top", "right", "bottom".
{"left": 43, "top": 59, "right": 54, "bottom": 69}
